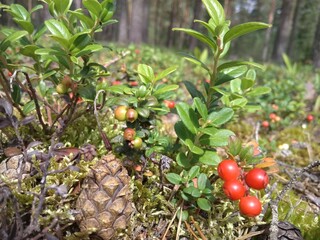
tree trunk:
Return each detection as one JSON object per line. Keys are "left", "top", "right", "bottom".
{"left": 313, "top": 13, "right": 320, "bottom": 68}
{"left": 118, "top": 0, "right": 129, "bottom": 43}
{"left": 188, "top": 0, "right": 204, "bottom": 50}
{"left": 287, "top": 0, "right": 302, "bottom": 59}
{"left": 224, "top": 0, "right": 233, "bottom": 20}
{"left": 166, "top": 0, "right": 178, "bottom": 47}
{"left": 129, "top": 0, "right": 147, "bottom": 44}
{"left": 262, "top": 0, "right": 276, "bottom": 61}
{"left": 272, "top": 0, "right": 297, "bottom": 62}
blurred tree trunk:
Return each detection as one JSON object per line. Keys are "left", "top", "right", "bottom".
{"left": 223, "top": 0, "right": 233, "bottom": 20}
{"left": 129, "top": 0, "right": 149, "bottom": 44}
{"left": 287, "top": 0, "right": 302, "bottom": 59}
{"left": 272, "top": 0, "right": 297, "bottom": 62}
{"left": 262, "top": 0, "right": 276, "bottom": 61}
{"left": 313, "top": 14, "right": 320, "bottom": 68}
{"left": 118, "top": 0, "right": 129, "bottom": 43}
{"left": 166, "top": 0, "right": 178, "bottom": 47}
{"left": 188, "top": 0, "right": 204, "bottom": 50}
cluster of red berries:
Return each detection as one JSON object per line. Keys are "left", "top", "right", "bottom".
{"left": 114, "top": 106, "right": 142, "bottom": 149}
{"left": 217, "top": 159, "right": 269, "bottom": 217}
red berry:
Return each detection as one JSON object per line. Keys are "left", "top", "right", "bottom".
{"left": 164, "top": 100, "right": 175, "bottom": 109}
{"left": 129, "top": 81, "right": 139, "bottom": 86}
{"left": 126, "top": 108, "right": 138, "bottom": 122}
{"left": 217, "top": 159, "right": 240, "bottom": 181}
{"left": 269, "top": 113, "right": 277, "bottom": 120}
{"left": 8, "top": 71, "right": 13, "bottom": 77}
{"left": 261, "top": 121, "right": 269, "bottom": 128}
{"left": 62, "top": 76, "right": 72, "bottom": 88}
{"left": 131, "top": 137, "right": 143, "bottom": 149}
{"left": 123, "top": 128, "right": 136, "bottom": 141}
{"left": 239, "top": 196, "right": 262, "bottom": 217}
{"left": 245, "top": 168, "right": 269, "bottom": 190}
{"left": 223, "top": 180, "right": 246, "bottom": 200}
{"left": 114, "top": 106, "right": 128, "bottom": 121}
{"left": 112, "top": 80, "right": 122, "bottom": 85}
{"left": 306, "top": 114, "right": 314, "bottom": 122}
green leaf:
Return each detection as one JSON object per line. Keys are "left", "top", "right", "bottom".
{"left": 224, "top": 22, "right": 270, "bottom": 43}
{"left": 78, "top": 85, "right": 96, "bottom": 101}
{"left": 15, "top": 20, "right": 34, "bottom": 34}
{"left": 201, "top": 0, "right": 225, "bottom": 26}
{"left": 185, "top": 139, "right": 204, "bottom": 155}
{"left": 216, "top": 65, "right": 248, "bottom": 85}
{"left": 23, "top": 100, "right": 35, "bottom": 114}
{"left": 0, "top": 30, "right": 28, "bottom": 51}
{"left": 176, "top": 152, "right": 191, "bottom": 168}
{"left": 83, "top": 0, "right": 102, "bottom": 18}
{"left": 8, "top": 4, "right": 30, "bottom": 20}
{"left": 20, "top": 45, "right": 39, "bottom": 58}
{"left": 194, "top": 19, "right": 216, "bottom": 37}
{"left": 241, "top": 78, "right": 255, "bottom": 91}
{"left": 246, "top": 86, "right": 270, "bottom": 96}
{"left": 173, "top": 28, "right": 217, "bottom": 51}
{"left": 166, "top": 173, "right": 182, "bottom": 185}
{"left": 153, "top": 84, "right": 179, "bottom": 97}
{"left": 218, "top": 61, "right": 265, "bottom": 72}
{"left": 11, "top": 83, "right": 21, "bottom": 104}
{"left": 230, "top": 97, "right": 248, "bottom": 108}
{"left": 136, "top": 107, "right": 150, "bottom": 118}
{"left": 183, "top": 186, "right": 201, "bottom": 198}
{"left": 174, "top": 121, "right": 195, "bottom": 142}
{"left": 193, "top": 97, "right": 208, "bottom": 120}
{"left": 75, "top": 44, "right": 103, "bottom": 57}
{"left": 30, "top": 4, "right": 43, "bottom": 14}
{"left": 199, "top": 129, "right": 234, "bottom": 147}
{"left": 45, "top": 19, "right": 71, "bottom": 39}
{"left": 198, "top": 150, "right": 220, "bottom": 166}
{"left": 176, "top": 102, "right": 199, "bottom": 134}
{"left": 229, "top": 138, "right": 242, "bottom": 156}
{"left": 69, "top": 10, "right": 95, "bottom": 28}
{"left": 246, "top": 69, "right": 256, "bottom": 80}
{"left": 38, "top": 80, "right": 47, "bottom": 96}
{"left": 177, "top": 210, "right": 189, "bottom": 222}
{"left": 208, "top": 108, "right": 234, "bottom": 126}
{"left": 179, "top": 52, "right": 210, "bottom": 72}
{"left": 183, "top": 81, "right": 205, "bottom": 102}
{"left": 107, "top": 85, "right": 131, "bottom": 94}
{"left": 70, "top": 33, "right": 92, "bottom": 53}
{"left": 54, "top": 0, "right": 72, "bottom": 14}
{"left": 197, "top": 198, "right": 211, "bottom": 211}
{"left": 137, "top": 64, "right": 154, "bottom": 84}
{"left": 188, "top": 166, "right": 200, "bottom": 179}
{"left": 155, "top": 66, "right": 177, "bottom": 82}
{"left": 230, "top": 78, "right": 242, "bottom": 94}
{"left": 197, "top": 173, "right": 208, "bottom": 190}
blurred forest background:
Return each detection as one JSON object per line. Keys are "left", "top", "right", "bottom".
{"left": 1, "top": 0, "right": 320, "bottom": 66}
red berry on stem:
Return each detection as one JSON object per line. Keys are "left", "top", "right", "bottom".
{"left": 261, "top": 121, "right": 269, "bottom": 128}
{"left": 164, "top": 100, "right": 175, "bottom": 109}
{"left": 223, "top": 179, "right": 246, "bottom": 200}
{"left": 306, "top": 114, "right": 314, "bottom": 122}
{"left": 245, "top": 168, "right": 269, "bottom": 190}
{"left": 239, "top": 196, "right": 262, "bottom": 217}
{"left": 126, "top": 108, "right": 138, "bottom": 123}
{"left": 217, "top": 159, "right": 240, "bottom": 181}
{"left": 123, "top": 128, "right": 136, "bottom": 141}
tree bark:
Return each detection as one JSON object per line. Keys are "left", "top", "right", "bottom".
{"left": 262, "top": 0, "right": 276, "bottom": 61}
{"left": 129, "top": 0, "right": 147, "bottom": 44}
{"left": 224, "top": 0, "right": 233, "bottom": 20}
{"left": 272, "top": 0, "right": 297, "bottom": 62}
{"left": 118, "top": 0, "right": 129, "bottom": 43}
{"left": 188, "top": 0, "right": 204, "bottom": 50}
{"left": 287, "top": 0, "right": 302, "bottom": 59}
{"left": 312, "top": 13, "right": 320, "bottom": 68}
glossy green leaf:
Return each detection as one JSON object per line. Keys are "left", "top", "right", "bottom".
{"left": 177, "top": 210, "right": 189, "bottom": 222}
{"left": 38, "top": 80, "right": 47, "bottom": 97}
{"left": 218, "top": 60, "right": 265, "bottom": 72}
{"left": 154, "top": 66, "right": 177, "bottom": 81}
{"left": 202, "top": 0, "right": 225, "bottom": 26}
{"left": 69, "top": 10, "right": 95, "bottom": 28}
{"left": 30, "top": 4, "right": 43, "bottom": 14}
{"left": 70, "top": 33, "right": 92, "bottom": 52}
{"left": 229, "top": 138, "right": 242, "bottom": 156}
{"left": 176, "top": 152, "right": 191, "bottom": 168}
{"left": 78, "top": 85, "right": 96, "bottom": 101}
{"left": 11, "top": 83, "right": 21, "bottom": 104}
{"left": 75, "top": 44, "right": 103, "bottom": 57}
{"left": 208, "top": 108, "right": 234, "bottom": 126}
{"left": 246, "top": 86, "right": 271, "bottom": 96}
{"left": 197, "top": 198, "right": 211, "bottom": 211}
{"left": 230, "top": 97, "right": 248, "bottom": 108}
{"left": 83, "top": 0, "right": 102, "bottom": 18}
{"left": 136, "top": 107, "right": 150, "bottom": 118}
{"left": 230, "top": 78, "right": 242, "bottom": 94}
{"left": 15, "top": 20, "right": 34, "bottom": 34}
{"left": 198, "top": 150, "right": 220, "bottom": 166}
{"left": 197, "top": 173, "right": 208, "bottom": 190}
{"left": 176, "top": 102, "right": 199, "bottom": 134}
{"left": 183, "top": 186, "right": 201, "bottom": 198}
{"left": 153, "top": 84, "right": 179, "bottom": 97}
{"left": 54, "top": 0, "right": 72, "bottom": 14}
{"left": 241, "top": 78, "right": 255, "bottom": 90}
{"left": 137, "top": 64, "right": 154, "bottom": 84}
{"left": 246, "top": 69, "right": 256, "bottom": 80}
{"left": 8, "top": 4, "right": 30, "bottom": 20}
{"left": 224, "top": 22, "right": 270, "bottom": 43}
{"left": 166, "top": 173, "right": 182, "bottom": 185}
{"left": 20, "top": 45, "right": 39, "bottom": 58}
{"left": 188, "top": 166, "right": 200, "bottom": 179}
{"left": 23, "top": 100, "right": 35, "bottom": 114}
{"left": 216, "top": 65, "right": 248, "bottom": 85}
{"left": 194, "top": 19, "right": 216, "bottom": 37}
{"left": 183, "top": 81, "right": 205, "bottom": 102}
{"left": 173, "top": 28, "right": 217, "bottom": 51}
{"left": 0, "top": 30, "right": 28, "bottom": 51}
{"left": 179, "top": 52, "right": 210, "bottom": 72}
{"left": 45, "top": 19, "right": 71, "bottom": 41}
{"left": 193, "top": 97, "right": 208, "bottom": 120}
{"left": 199, "top": 129, "right": 234, "bottom": 147}
{"left": 185, "top": 139, "right": 204, "bottom": 155}
{"left": 174, "top": 121, "right": 195, "bottom": 142}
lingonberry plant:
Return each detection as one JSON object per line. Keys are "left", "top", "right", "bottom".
{"left": 165, "top": 0, "right": 272, "bottom": 232}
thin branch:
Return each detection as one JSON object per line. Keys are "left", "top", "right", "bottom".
{"left": 103, "top": 50, "right": 130, "bottom": 68}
